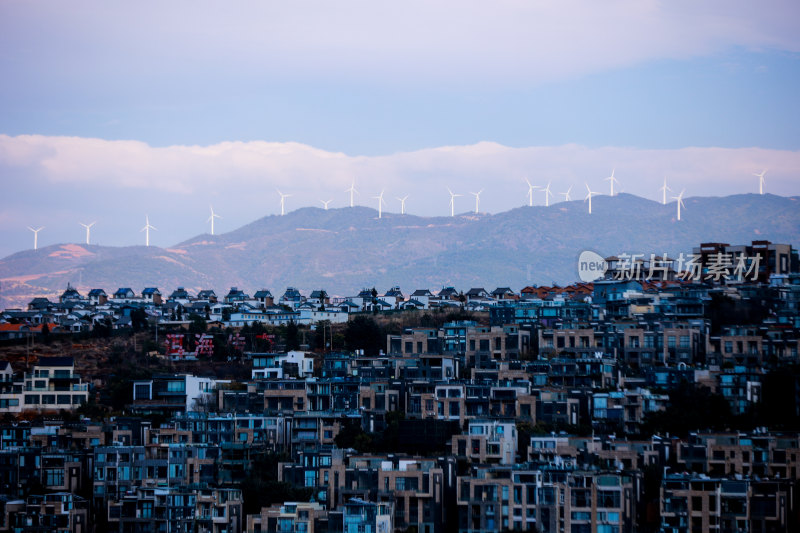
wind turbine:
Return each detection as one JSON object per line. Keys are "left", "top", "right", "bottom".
{"left": 584, "top": 183, "right": 600, "bottom": 214}
{"left": 207, "top": 206, "right": 221, "bottom": 235}
{"left": 605, "top": 168, "right": 620, "bottom": 196}
{"left": 542, "top": 181, "right": 554, "bottom": 207}
{"left": 345, "top": 180, "right": 359, "bottom": 207}
{"left": 659, "top": 177, "right": 671, "bottom": 205}
{"left": 140, "top": 215, "right": 156, "bottom": 246}
{"left": 28, "top": 226, "right": 44, "bottom": 250}
{"left": 396, "top": 195, "right": 409, "bottom": 215}
{"left": 79, "top": 221, "right": 95, "bottom": 245}
{"left": 277, "top": 189, "right": 291, "bottom": 216}
{"left": 559, "top": 185, "right": 573, "bottom": 202}
{"left": 525, "top": 178, "right": 539, "bottom": 207}
{"left": 470, "top": 190, "right": 483, "bottom": 214}
{"left": 320, "top": 199, "right": 333, "bottom": 210}
{"left": 672, "top": 189, "right": 686, "bottom": 221}
{"left": 447, "top": 188, "right": 462, "bottom": 217}
{"left": 754, "top": 169, "right": 767, "bottom": 195}
{"left": 372, "top": 190, "right": 386, "bottom": 219}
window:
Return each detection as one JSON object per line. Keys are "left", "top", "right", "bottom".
{"left": 45, "top": 469, "right": 64, "bottom": 486}
{"left": 597, "top": 491, "right": 621, "bottom": 508}
{"left": 167, "top": 381, "right": 185, "bottom": 392}
{"left": 134, "top": 384, "right": 150, "bottom": 400}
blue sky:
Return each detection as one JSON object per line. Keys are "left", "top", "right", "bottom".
{"left": 1, "top": 1, "right": 799, "bottom": 256}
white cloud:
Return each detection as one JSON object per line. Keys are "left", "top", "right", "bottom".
{"left": 1, "top": 133, "right": 798, "bottom": 256}
{"left": 2, "top": 133, "right": 798, "bottom": 201}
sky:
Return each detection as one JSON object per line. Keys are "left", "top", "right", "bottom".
{"left": 0, "top": 1, "right": 799, "bottom": 256}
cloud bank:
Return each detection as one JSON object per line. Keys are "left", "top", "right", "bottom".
{"left": 1, "top": 133, "right": 799, "bottom": 257}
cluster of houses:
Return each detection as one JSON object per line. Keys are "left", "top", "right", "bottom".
{"left": 0, "top": 369, "right": 798, "bottom": 532}
{"left": 0, "top": 241, "right": 798, "bottom": 531}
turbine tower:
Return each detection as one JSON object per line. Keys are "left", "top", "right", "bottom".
{"left": 320, "top": 199, "right": 333, "bottom": 210}
{"left": 470, "top": 190, "right": 483, "bottom": 214}
{"left": 542, "top": 181, "right": 554, "bottom": 207}
{"left": 605, "top": 168, "right": 620, "bottom": 196}
{"left": 140, "top": 215, "right": 157, "bottom": 247}
{"left": 672, "top": 189, "right": 686, "bottom": 221}
{"left": 560, "top": 185, "right": 573, "bottom": 202}
{"left": 28, "top": 226, "right": 44, "bottom": 250}
{"left": 447, "top": 188, "right": 462, "bottom": 217}
{"left": 372, "top": 190, "right": 386, "bottom": 219}
{"left": 396, "top": 195, "right": 409, "bottom": 215}
{"left": 207, "top": 206, "right": 221, "bottom": 235}
{"left": 79, "top": 221, "right": 95, "bottom": 245}
{"left": 277, "top": 190, "right": 292, "bottom": 216}
{"left": 754, "top": 170, "right": 767, "bottom": 195}
{"left": 345, "top": 180, "right": 359, "bottom": 207}
{"left": 659, "top": 177, "right": 671, "bottom": 205}
{"left": 584, "top": 183, "right": 600, "bottom": 214}
{"left": 525, "top": 178, "right": 539, "bottom": 207}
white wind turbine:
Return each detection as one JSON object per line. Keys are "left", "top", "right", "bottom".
{"left": 542, "top": 181, "right": 554, "bottom": 207}
{"left": 396, "top": 195, "right": 409, "bottom": 215}
{"left": 372, "top": 190, "right": 386, "bottom": 218}
{"left": 659, "top": 177, "right": 672, "bottom": 205}
{"left": 79, "top": 221, "right": 95, "bottom": 245}
{"left": 447, "top": 188, "right": 462, "bottom": 217}
{"left": 207, "top": 206, "right": 221, "bottom": 235}
{"left": 345, "top": 180, "right": 359, "bottom": 207}
{"left": 672, "top": 189, "right": 686, "bottom": 221}
{"left": 605, "top": 168, "right": 620, "bottom": 196}
{"left": 277, "top": 189, "right": 292, "bottom": 216}
{"left": 141, "top": 215, "right": 156, "bottom": 246}
{"left": 559, "top": 185, "right": 573, "bottom": 202}
{"left": 754, "top": 170, "right": 767, "bottom": 195}
{"left": 470, "top": 190, "right": 483, "bottom": 214}
{"left": 584, "top": 183, "right": 600, "bottom": 214}
{"left": 320, "top": 199, "right": 333, "bottom": 210}
{"left": 525, "top": 178, "right": 539, "bottom": 207}
{"left": 28, "top": 226, "right": 44, "bottom": 250}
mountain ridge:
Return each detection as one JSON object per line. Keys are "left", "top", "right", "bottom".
{"left": 1, "top": 194, "right": 798, "bottom": 308}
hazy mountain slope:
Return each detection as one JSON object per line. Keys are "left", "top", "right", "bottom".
{"left": 1, "top": 194, "right": 797, "bottom": 308}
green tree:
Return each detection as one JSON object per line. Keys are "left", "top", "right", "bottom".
{"left": 344, "top": 315, "right": 384, "bottom": 355}
{"left": 285, "top": 320, "right": 300, "bottom": 351}
{"left": 188, "top": 314, "right": 207, "bottom": 335}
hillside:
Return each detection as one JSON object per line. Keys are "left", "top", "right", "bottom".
{"left": 1, "top": 194, "right": 798, "bottom": 307}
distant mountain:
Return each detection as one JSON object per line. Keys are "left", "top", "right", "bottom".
{"left": 1, "top": 194, "right": 798, "bottom": 308}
